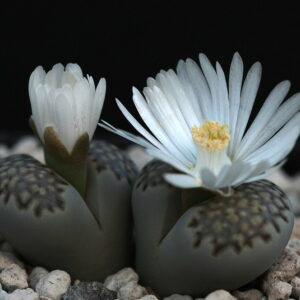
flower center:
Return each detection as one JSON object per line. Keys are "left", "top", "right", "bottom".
{"left": 191, "top": 120, "right": 230, "bottom": 152}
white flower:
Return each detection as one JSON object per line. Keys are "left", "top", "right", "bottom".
{"left": 100, "top": 53, "right": 300, "bottom": 194}
{"left": 29, "top": 63, "right": 106, "bottom": 153}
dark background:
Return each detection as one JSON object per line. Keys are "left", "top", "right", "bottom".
{"left": 0, "top": 1, "right": 299, "bottom": 174}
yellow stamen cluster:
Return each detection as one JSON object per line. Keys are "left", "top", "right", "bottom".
{"left": 191, "top": 120, "right": 230, "bottom": 152}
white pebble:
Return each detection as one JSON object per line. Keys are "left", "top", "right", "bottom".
{"left": 6, "top": 288, "right": 39, "bottom": 300}
{"left": 127, "top": 146, "right": 152, "bottom": 170}
{"left": 104, "top": 267, "right": 139, "bottom": 292}
{"left": 11, "top": 136, "right": 40, "bottom": 155}
{"left": 0, "top": 145, "right": 9, "bottom": 158}
{"left": 205, "top": 290, "right": 236, "bottom": 300}
{"left": 0, "top": 263, "right": 28, "bottom": 291}
{"left": 35, "top": 270, "right": 71, "bottom": 300}
{"left": 164, "top": 294, "right": 193, "bottom": 300}
{"left": 118, "top": 281, "right": 147, "bottom": 300}
{"left": 29, "top": 267, "right": 49, "bottom": 289}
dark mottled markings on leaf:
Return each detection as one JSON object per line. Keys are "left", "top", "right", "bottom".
{"left": 88, "top": 140, "right": 138, "bottom": 184}
{"left": 135, "top": 160, "right": 175, "bottom": 191}
{"left": 0, "top": 154, "right": 67, "bottom": 217}
{"left": 187, "top": 180, "right": 290, "bottom": 256}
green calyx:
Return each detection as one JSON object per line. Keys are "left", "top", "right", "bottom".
{"left": 30, "top": 119, "right": 89, "bottom": 198}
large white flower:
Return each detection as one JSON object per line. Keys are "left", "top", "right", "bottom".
{"left": 100, "top": 53, "right": 300, "bottom": 194}
{"left": 29, "top": 63, "right": 106, "bottom": 153}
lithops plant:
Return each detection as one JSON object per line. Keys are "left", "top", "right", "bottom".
{"left": 0, "top": 64, "right": 137, "bottom": 281}
{"left": 101, "top": 53, "right": 300, "bottom": 296}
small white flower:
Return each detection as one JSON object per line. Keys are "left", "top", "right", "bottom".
{"left": 100, "top": 53, "right": 300, "bottom": 195}
{"left": 29, "top": 63, "right": 106, "bottom": 153}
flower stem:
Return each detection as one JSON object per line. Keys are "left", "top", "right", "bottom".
{"left": 181, "top": 188, "right": 217, "bottom": 212}
{"left": 44, "top": 149, "right": 87, "bottom": 198}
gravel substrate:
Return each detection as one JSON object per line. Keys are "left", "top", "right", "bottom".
{"left": 1, "top": 136, "right": 300, "bottom": 300}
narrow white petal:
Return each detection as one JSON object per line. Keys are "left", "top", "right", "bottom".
{"left": 99, "top": 121, "right": 157, "bottom": 150}
{"left": 146, "top": 148, "right": 191, "bottom": 174}
{"left": 244, "top": 113, "right": 300, "bottom": 166}
{"left": 238, "top": 92, "right": 300, "bottom": 157}
{"left": 228, "top": 53, "right": 244, "bottom": 155}
{"left": 216, "top": 62, "right": 230, "bottom": 125}
{"left": 235, "top": 80, "right": 291, "bottom": 160}
{"left": 199, "top": 53, "right": 219, "bottom": 120}
{"left": 231, "top": 62, "right": 262, "bottom": 154}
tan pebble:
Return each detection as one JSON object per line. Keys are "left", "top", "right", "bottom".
{"left": 104, "top": 267, "right": 139, "bottom": 292}
{"left": 232, "top": 289, "right": 263, "bottom": 300}
{"left": 163, "top": 294, "right": 192, "bottom": 300}
{"left": 0, "top": 263, "right": 28, "bottom": 291}
{"left": 291, "top": 220, "right": 300, "bottom": 239}
{"left": 118, "top": 281, "right": 148, "bottom": 300}
{"left": 29, "top": 266, "right": 48, "bottom": 289}
{"left": 35, "top": 270, "right": 71, "bottom": 300}
{"left": 0, "top": 251, "right": 24, "bottom": 271}
{"left": 290, "top": 276, "right": 300, "bottom": 298}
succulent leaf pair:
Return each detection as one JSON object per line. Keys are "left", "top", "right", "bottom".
{"left": 0, "top": 53, "right": 299, "bottom": 296}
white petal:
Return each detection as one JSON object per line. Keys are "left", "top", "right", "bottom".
{"left": 90, "top": 78, "right": 106, "bottom": 137}
{"left": 164, "top": 173, "right": 200, "bottom": 189}
{"left": 66, "top": 63, "right": 83, "bottom": 77}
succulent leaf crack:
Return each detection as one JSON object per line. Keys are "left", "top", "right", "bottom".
{"left": 88, "top": 141, "right": 137, "bottom": 184}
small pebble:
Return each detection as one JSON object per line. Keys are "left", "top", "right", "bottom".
{"left": 205, "top": 290, "right": 236, "bottom": 300}
{"left": 35, "top": 270, "right": 71, "bottom": 300}
{"left": 6, "top": 288, "right": 39, "bottom": 300}
{"left": 0, "top": 251, "right": 24, "bottom": 271}
{"left": 232, "top": 289, "right": 263, "bottom": 300}
{"left": 290, "top": 276, "right": 300, "bottom": 298}
{"left": 104, "top": 267, "right": 139, "bottom": 292}
{"left": 0, "top": 263, "right": 28, "bottom": 292}
{"left": 29, "top": 267, "right": 49, "bottom": 289}
{"left": 11, "top": 136, "right": 40, "bottom": 155}
{"left": 263, "top": 247, "right": 300, "bottom": 284}
{"left": 127, "top": 145, "right": 152, "bottom": 170}
{"left": 0, "top": 145, "right": 9, "bottom": 158}
{"left": 118, "top": 281, "right": 148, "bottom": 300}
{"left": 163, "top": 294, "right": 193, "bottom": 300}
{"left": 138, "top": 296, "right": 159, "bottom": 300}
{"left": 0, "top": 243, "right": 15, "bottom": 254}
{"left": 288, "top": 238, "right": 300, "bottom": 255}
{"left": 265, "top": 280, "right": 292, "bottom": 300}
{"left": 292, "top": 219, "right": 300, "bottom": 239}
{"left": 62, "top": 281, "right": 117, "bottom": 300}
